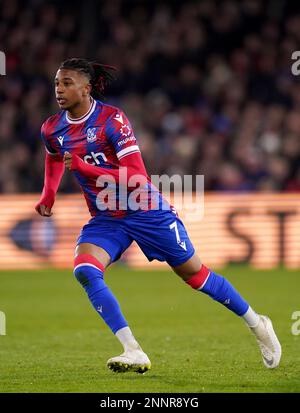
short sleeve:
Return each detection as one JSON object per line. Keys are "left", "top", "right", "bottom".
{"left": 105, "top": 110, "right": 140, "bottom": 160}
{"left": 41, "top": 121, "right": 57, "bottom": 155}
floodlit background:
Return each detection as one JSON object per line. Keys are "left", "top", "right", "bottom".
{"left": 0, "top": 0, "right": 300, "bottom": 269}
{"left": 0, "top": 0, "right": 300, "bottom": 393}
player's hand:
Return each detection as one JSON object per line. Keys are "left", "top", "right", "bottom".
{"left": 63, "top": 151, "right": 73, "bottom": 170}
{"left": 35, "top": 203, "right": 53, "bottom": 217}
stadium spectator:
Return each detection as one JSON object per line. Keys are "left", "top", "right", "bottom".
{"left": 0, "top": 0, "right": 299, "bottom": 193}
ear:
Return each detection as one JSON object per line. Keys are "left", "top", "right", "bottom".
{"left": 83, "top": 82, "right": 92, "bottom": 97}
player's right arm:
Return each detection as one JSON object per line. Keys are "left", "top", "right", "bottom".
{"left": 35, "top": 121, "right": 65, "bottom": 217}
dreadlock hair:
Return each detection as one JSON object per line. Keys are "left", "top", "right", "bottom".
{"left": 59, "top": 58, "right": 117, "bottom": 99}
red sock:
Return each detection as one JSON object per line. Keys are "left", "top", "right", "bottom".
{"left": 74, "top": 254, "right": 105, "bottom": 273}
{"left": 185, "top": 264, "right": 210, "bottom": 290}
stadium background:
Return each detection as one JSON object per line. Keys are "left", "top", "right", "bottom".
{"left": 0, "top": 0, "right": 300, "bottom": 269}
{"left": 0, "top": 0, "right": 300, "bottom": 394}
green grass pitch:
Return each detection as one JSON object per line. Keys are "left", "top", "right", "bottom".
{"left": 0, "top": 265, "right": 299, "bottom": 393}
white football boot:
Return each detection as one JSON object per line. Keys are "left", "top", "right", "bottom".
{"left": 250, "top": 315, "right": 282, "bottom": 369}
{"left": 107, "top": 347, "right": 151, "bottom": 374}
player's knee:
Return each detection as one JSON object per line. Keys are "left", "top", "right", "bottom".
{"left": 73, "top": 253, "right": 105, "bottom": 288}
{"left": 73, "top": 266, "right": 90, "bottom": 287}
{"left": 173, "top": 254, "right": 202, "bottom": 280}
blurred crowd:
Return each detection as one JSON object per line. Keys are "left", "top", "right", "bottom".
{"left": 1, "top": 0, "right": 300, "bottom": 193}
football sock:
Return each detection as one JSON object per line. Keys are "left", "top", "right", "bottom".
{"left": 115, "top": 326, "right": 141, "bottom": 351}
{"left": 74, "top": 254, "right": 128, "bottom": 334}
{"left": 186, "top": 264, "right": 251, "bottom": 317}
{"left": 242, "top": 306, "right": 260, "bottom": 327}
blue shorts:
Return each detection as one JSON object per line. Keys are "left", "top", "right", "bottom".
{"left": 77, "top": 209, "right": 195, "bottom": 267}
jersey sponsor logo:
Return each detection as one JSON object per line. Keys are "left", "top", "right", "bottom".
{"left": 86, "top": 127, "right": 97, "bottom": 143}
{"left": 57, "top": 135, "right": 64, "bottom": 146}
{"left": 113, "top": 113, "right": 124, "bottom": 124}
{"left": 83, "top": 151, "right": 107, "bottom": 165}
{"left": 117, "top": 135, "right": 136, "bottom": 147}
{"left": 120, "top": 124, "right": 132, "bottom": 137}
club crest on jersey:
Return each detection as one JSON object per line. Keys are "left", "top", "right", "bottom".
{"left": 86, "top": 127, "right": 97, "bottom": 143}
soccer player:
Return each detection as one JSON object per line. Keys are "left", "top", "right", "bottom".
{"left": 35, "top": 58, "right": 281, "bottom": 373}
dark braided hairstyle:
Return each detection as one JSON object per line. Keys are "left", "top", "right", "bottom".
{"left": 59, "top": 58, "right": 117, "bottom": 99}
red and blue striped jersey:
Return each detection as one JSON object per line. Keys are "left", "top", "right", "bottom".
{"left": 41, "top": 99, "right": 168, "bottom": 217}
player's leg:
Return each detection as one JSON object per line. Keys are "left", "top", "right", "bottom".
{"left": 172, "top": 253, "right": 257, "bottom": 321}
{"left": 172, "top": 253, "right": 282, "bottom": 369}
{"left": 74, "top": 241, "right": 150, "bottom": 373}
{"left": 74, "top": 242, "right": 129, "bottom": 337}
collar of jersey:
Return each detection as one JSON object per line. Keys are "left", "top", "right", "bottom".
{"left": 65, "top": 98, "right": 96, "bottom": 124}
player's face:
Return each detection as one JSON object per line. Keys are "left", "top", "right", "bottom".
{"left": 54, "top": 69, "right": 91, "bottom": 110}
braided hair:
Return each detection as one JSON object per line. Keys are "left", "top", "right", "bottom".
{"left": 59, "top": 58, "right": 117, "bottom": 99}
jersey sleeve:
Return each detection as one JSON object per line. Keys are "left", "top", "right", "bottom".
{"left": 105, "top": 110, "right": 140, "bottom": 160}
{"left": 41, "top": 121, "right": 58, "bottom": 155}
